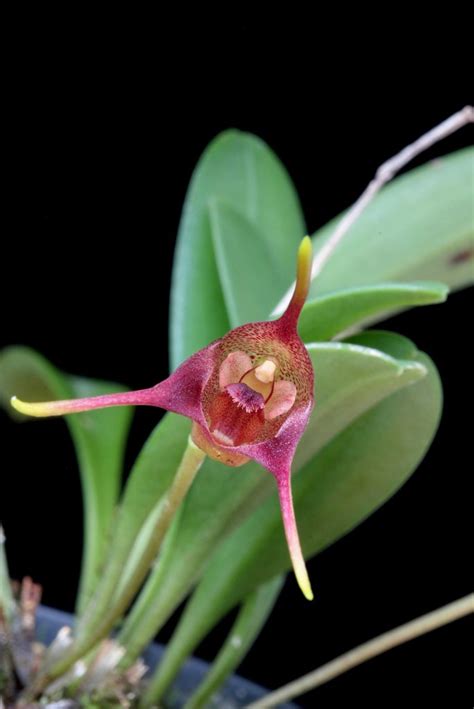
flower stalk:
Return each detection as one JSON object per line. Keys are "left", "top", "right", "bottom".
{"left": 246, "top": 593, "right": 474, "bottom": 708}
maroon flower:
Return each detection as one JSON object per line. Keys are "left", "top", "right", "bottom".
{"left": 12, "top": 238, "right": 315, "bottom": 598}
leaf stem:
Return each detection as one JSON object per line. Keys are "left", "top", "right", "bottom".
{"left": 246, "top": 593, "right": 474, "bottom": 708}
{"left": 273, "top": 105, "right": 474, "bottom": 315}
{"left": 22, "top": 438, "right": 206, "bottom": 701}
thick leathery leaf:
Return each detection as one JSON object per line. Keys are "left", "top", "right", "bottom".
{"left": 345, "top": 330, "right": 419, "bottom": 359}
{"left": 294, "top": 342, "right": 426, "bottom": 471}
{"left": 299, "top": 281, "right": 448, "bottom": 342}
{"left": 170, "top": 130, "right": 305, "bottom": 368}
{"left": 0, "top": 346, "right": 132, "bottom": 612}
{"left": 209, "top": 200, "right": 288, "bottom": 327}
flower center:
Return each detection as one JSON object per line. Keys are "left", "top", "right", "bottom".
{"left": 240, "top": 358, "right": 277, "bottom": 400}
{"left": 209, "top": 384, "right": 265, "bottom": 446}
{"left": 208, "top": 354, "right": 297, "bottom": 447}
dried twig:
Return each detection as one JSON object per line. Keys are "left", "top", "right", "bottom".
{"left": 20, "top": 576, "right": 42, "bottom": 636}
{"left": 0, "top": 526, "right": 15, "bottom": 622}
{"left": 273, "top": 106, "right": 474, "bottom": 315}
{"left": 9, "top": 579, "right": 43, "bottom": 687}
{"left": 247, "top": 593, "right": 474, "bottom": 708}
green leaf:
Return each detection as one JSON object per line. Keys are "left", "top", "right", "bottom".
{"left": 118, "top": 338, "right": 425, "bottom": 661}
{"left": 181, "top": 576, "right": 284, "bottom": 709}
{"left": 170, "top": 130, "right": 305, "bottom": 368}
{"left": 210, "top": 200, "right": 290, "bottom": 327}
{"left": 0, "top": 347, "right": 133, "bottom": 612}
{"left": 295, "top": 341, "right": 426, "bottom": 471}
{"left": 308, "top": 148, "right": 474, "bottom": 299}
{"left": 345, "top": 330, "right": 419, "bottom": 359}
{"left": 299, "top": 281, "right": 448, "bottom": 342}
{"left": 147, "top": 335, "right": 441, "bottom": 695}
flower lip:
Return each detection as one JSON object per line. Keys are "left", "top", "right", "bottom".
{"left": 225, "top": 383, "right": 266, "bottom": 413}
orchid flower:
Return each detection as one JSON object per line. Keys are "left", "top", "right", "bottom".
{"left": 12, "top": 238, "right": 315, "bottom": 599}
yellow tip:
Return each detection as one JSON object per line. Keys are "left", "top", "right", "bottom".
{"left": 295, "top": 560, "right": 314, "bottom": 601}
{"left": 299, "top": 234, "right": 312, "bottom": 265}
{"left": 10, "top": 396, "right": 55, "bottom": 417}
{"left": 298, "top": 234, "right": 312, "bottom": 281}
{"left": 290, "top": 236, "right": 313, "bottom": 312}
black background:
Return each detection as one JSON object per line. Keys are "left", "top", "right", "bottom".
{"left": 1, "top": 20, "right": 473, "bottom": 708}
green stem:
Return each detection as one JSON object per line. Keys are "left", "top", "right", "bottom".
{"left": 74, "top": 418, "right": 189, "bottom": 648}
{"left": 246, "top": 593, "right": 474, "bottom": 708}
{"left": 23, "top": 438, "right": 206, "bottom": 701}
{"left": 114, "top": 474, "right": 272, "bottom": 667}
{"left": 112, "top": 498, "right": 177, "bottom": 605}
{"left": 73, "top": 435, "right": 125, "bottom": 616}
{"left": 116, "top": 506, "right": 185, "bottom": 660}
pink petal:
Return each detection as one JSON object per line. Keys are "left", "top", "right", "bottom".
{"left": 11, "top": 388, "right": 159, "bottom": 417}
{"left": 11, "top": 342, "right": 219, "bottom": 426}
{"left": 236, "top": 402, "right": 314, "bottom": 598}
{"left": 277, "top": 469, "right": 313, "bottom": 600}
{"left": 264, "top": 380, "right": 297, "bottom": 420}
{"left": 239, "top": 402, "right": 313, "bottom": 478}
{"left": 150, "top": 341, "right": 219, "bottom": 425}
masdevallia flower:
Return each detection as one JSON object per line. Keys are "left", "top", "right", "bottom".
{"left": 12, "top": 237, "right": 315, "bottom": 599}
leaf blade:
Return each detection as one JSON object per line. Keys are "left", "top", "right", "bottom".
{"left": 299, "top": 281, "right": 448, "bottom": 342}
{"left": 210, "top": 200, "right": 290, "bottom": 327}
{"left": 170, "top": 130, "right": 305, "bottom": 368}
{"left": 0, "top": 347, "right": 133, "bottom": 611}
